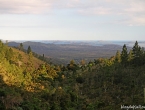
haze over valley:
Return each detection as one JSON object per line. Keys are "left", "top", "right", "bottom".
{"left": 8, "top": 40, "right": 137, "bottom": 64}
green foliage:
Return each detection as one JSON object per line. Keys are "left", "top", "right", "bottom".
{"left": 132, "top": 41, "right": 141, "bottom": 58}
{"left": 1, "top": 40, "right": 145, "bottom": 110}
{"left": 27, "top": 46, "right": 32, "bottom": 54}
{"left": 128, "top": 50, "right": 133, "bottom": 62}
{"left": 18, "top": 53, "right": 23, "bottom": 61}
{"left": 67, "top": 60, "right": 79, "bottom": 73}
{"left": 76, "top": 76, "right": 84, "bottom": 84}
{"left": 115, "top": 50, "right": 121, "bottom": 63}
{"left": 5, "top": 48, "right": 14, "bottom": 61}
{"left": 121, "top": 44, "right": 128, "bottom": 65}
{"left": 132, "top": 41, "right": 145, "bottom": 66}
{"left": 35, "top": 64, "right": 58, "bottom": 80}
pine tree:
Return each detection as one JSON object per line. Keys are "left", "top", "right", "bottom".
{"left": 27, "top": 46, "right": 32, "bottom": 54}
{"left": 121, "top": 44, "right": 128, "bottom": 65}
{"left": 5, "top": 48, "right": 14, "bottom": 61}
{"left": 142, "top": 50, "right": 145, "bottom": 65}
{"left": 132, "top": 41, "right": 141, "bottom": 58}
{"left": 128, "top": 50, "right": 133, "bottom": 62}
{"left": 42, "top": 54, "right": 45, "bottom": 61}
{"left": 115, "top": 50, "right": 121, "bottom": 63}
{"left": 132, "top": 41, "right": 143, "bottom": 65}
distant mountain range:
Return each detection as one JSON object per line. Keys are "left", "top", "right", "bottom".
{"left": 7, "top": 40, "right": 145, "bottom": 46}
{"left": 8, "top": 40, "right": 144, "bottom": 64}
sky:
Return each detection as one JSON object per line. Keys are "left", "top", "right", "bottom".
{"left": 0, "top": 0, "right": 145, "bottom": 41}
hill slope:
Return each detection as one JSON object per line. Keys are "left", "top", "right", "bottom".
{"left": 1, "top": 40, "right": 145, "bottom": 110}
{"left": 0, "top": 40, "right": 45, "bottom": 87}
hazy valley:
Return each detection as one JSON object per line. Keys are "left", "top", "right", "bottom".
{"left": 8, "top": 40, "right": 137, "bottom": 65}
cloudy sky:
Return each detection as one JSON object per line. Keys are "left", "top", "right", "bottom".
{"left": 0, "top": 0, "right": 145, "bottom": 41}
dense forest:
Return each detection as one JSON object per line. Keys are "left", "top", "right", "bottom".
{"left": 1, "top": 40, "right": 145, "bottom": 110}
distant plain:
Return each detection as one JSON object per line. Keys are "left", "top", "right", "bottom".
{"left": 8, "top": 40, "right": 144, "bottom": 65}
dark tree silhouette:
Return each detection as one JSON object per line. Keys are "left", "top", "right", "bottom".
{"left": 27, "top": 46, "right": 32, "bottom": 54}
{"left": 121, "top": 44, "right": 128, "bottom": 66}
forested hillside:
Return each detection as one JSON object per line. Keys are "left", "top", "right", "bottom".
{"left": 1, "top": 40, "right": 145, "bottom": 110}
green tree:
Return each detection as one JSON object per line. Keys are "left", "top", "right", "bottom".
{"left": 80, "top": 60, "right": 86, "bottom": 71}
{"left": 18, "top": 53, "right": 23, "bottom": 61}
{"left": 132, "top": 41, "right": 141, "bottom": 58}
{"left": 0, "top": 40, "right": 4, "bottom": 60}
{"left": 67, "top": 60, "right": 78, "bottom": 73}
{"left": 70, "top": 60, "right": 75, "bottom": 65}
{"left": 132, "top": 41, "right": 143, "bottom": 65}
{"left": 27, "top": 46, "right": 32, "bottom": 54}
{"left": 0, "top": 40, "right": 3, "bottom": 48}
{"left": 5, "top": 48, "right": 14, "bottom": 61}
{"left": 121, "top": 44, "right": 128, "bottom": 66}
{"left": 28, "top": 51, "right": 33, "bottom": 61}
{"left": 128, "top": 50, "right": 133, "bottom": 63}
{"left": 43, "top": 54, "right": 45, "bottom": 60}
{"left": 115, "top": 50, "right": 121, "bottom": 63}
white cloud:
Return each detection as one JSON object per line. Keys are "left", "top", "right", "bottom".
{"left": 78, "top": 7, "right": 112, "bottom": 15}
{"left": 76, "top": 0, "right": 145, "bottom": 26}
{"left": 0, "top": 0, "right": 145, "bottom": 25}
{"left": 0, "top": 0, "right": 51, "bottom": 14}
{"left": 127, "top": 16, "right": 145, "bottom": 26}
{"left": 77, "top": 0, "right": 145, "bottom": 15}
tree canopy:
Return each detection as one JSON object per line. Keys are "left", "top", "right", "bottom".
{"left": 0, "top": 40, "right": 145, "bottom": 109}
